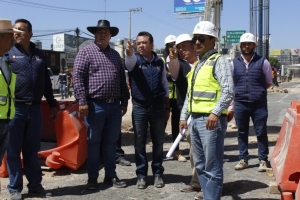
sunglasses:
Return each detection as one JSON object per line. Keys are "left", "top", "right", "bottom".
{"left": 192, "top": 36, "right": 211, "bottom": 43}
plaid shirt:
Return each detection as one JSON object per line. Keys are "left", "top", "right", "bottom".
{"left": 73, "top": 43, "right": 129, "bottom": 106}
{"left": 180, "top": 49, "right": 234, "bottom": 120}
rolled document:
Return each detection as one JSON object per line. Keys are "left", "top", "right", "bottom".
{"left": 166, "top": 116, "right": 191, "bottom": 158}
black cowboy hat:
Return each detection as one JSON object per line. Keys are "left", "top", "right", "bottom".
{"left": 87, "top": 19, "right": 119, "bottom": 37}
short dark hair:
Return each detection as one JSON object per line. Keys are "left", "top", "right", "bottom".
{"left": 15, "top": 19, "right": 32, "bottom": 32}
{"left": 137, "top": 31, "right": 153, "bottom": 44}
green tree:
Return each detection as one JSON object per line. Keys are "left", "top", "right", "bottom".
{"left": 268, "top": 56, "right": 281, "bottom": 68}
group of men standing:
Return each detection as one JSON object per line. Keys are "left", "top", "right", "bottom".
{"left": 0, "top": 17, "right": 272, "bottom": 200}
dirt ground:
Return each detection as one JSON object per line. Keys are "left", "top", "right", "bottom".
{"left": 0, "top": 98, "right": 281, "bottom": 200}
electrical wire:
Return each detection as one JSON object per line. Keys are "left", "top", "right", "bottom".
{"left": 0, "top": 0, "right": 127, "bottom": 13}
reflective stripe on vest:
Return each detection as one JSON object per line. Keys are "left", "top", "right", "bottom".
{"left": 0, "top": 59, "right": 16, "bottom": 119}
{"left": 167, "top": 72, "right": 177, "bottom": 99}
{"left": 187, "top": 53, "right": 227, "bottom": 114}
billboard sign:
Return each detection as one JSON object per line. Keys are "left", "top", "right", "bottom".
{"left": 226, "top": 30, "right": 246, "bottom": 44}
{"left": 270, "top": 49, "right": 281, "bottom": 56}
{"left": 174, "top": 0, "right": 205, "bottom": 13}
{"left": 53, "top": 34, "right": 94, "bottom": 53}
{"left": 291, "top": 49, "right": 300, "bottom": 56}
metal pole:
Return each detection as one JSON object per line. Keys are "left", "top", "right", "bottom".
{"left": 258, "top": 0, "right": 263, "bottom": 56}
{"left": 75, "top": 27, "right": 80, "bottom": 53}
{"left": 129, "top": 9, "right": 132, "bottom": 41}
{"left": 128, "top": 8, "right": 142, "bottom": 42}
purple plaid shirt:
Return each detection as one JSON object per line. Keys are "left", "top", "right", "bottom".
{"left": 73, "top": 43, "right": 129, "bottom": 106}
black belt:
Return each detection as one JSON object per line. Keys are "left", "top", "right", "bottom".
{"left": 191, "top": 113, "right": 227, "bottom": 117}
{"left": 16, "top": 101, "right": 36, "bottom": 106}
{"left": 88, "top": 98, "right": 117, "bottom": 103}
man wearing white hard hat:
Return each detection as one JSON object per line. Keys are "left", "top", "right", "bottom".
{"left": 0, "top": 19, "right": 23, "bottom": 191}
{"left": 163, "top": 35, "right": 187, "bottom": 162}
{"left": 232, "top": 33, "right": 272, "bottom": 172}
{"left": 168, "top": 34, "right": 203, "bottom": 198}
{"left": 179, "top": 21, "right": 234, "bottom": 199}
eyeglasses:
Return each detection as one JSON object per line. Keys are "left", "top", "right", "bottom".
{"left": 192, "top": 36, "right": 211, "bottom": 43}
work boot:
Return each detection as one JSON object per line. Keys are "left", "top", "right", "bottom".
{"left": 180, "top": 184, "right": 201, "bottom": 192}
{"left": 116, "top": 158, "right": 131, "bottom": 166}
{"left": 10, "top": 192, "right": 22, "bottom": 200}
{"left": 258, "top": 160, "right": 268, "bottom": 172}
{"left": 234, "top": 159, "right": 248, "bottom": 170}
{"left": 194, "top": 191, "right": 204, "bottom": 200}
{"left": 28, "top": 187, "right": 52, "bottom": 198}
{"left": 154, "top": 176, "right": 165, "bottom": 188}
{"left": 173, "top": 151, "right": 187, "bottom": 162}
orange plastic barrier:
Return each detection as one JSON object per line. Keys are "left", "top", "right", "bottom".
{"left": 271, "top": 100, "right": 300, "bottom": 193}
{"left": 41, "top": 100, "right": 71, "bottom": 141}
{"left": 0, "top": 154, "right": 8, "bottom": 177}
{"left": 0, "top": 153, "right": 23, "bottom": 178}
{"left": 38, "top": 101, "right": 87, "bottom": 170}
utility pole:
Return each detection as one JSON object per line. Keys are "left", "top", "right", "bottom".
{"left": 213, "top": 0, "right": 222, "bottom": 53}
{"left": 128, "top": 8, "right": 142, "bottom": 42}
{"left": 75, "top": 27, "right": 80, "bottom": 53}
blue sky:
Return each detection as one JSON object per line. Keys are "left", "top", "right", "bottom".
{"left": 1, "top": 0, "right": 299, "bottom": 50}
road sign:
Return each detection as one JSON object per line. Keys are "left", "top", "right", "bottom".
{"left": 226, "top": 30, "right": 246, "bottom": 43}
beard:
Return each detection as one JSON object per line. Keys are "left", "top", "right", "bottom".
{"left": 241, "top": 48, "right": 255, "bottom": 55}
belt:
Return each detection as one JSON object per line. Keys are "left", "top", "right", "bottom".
{"left": 15, "top": 102, "right": 36, "bottom": 106}
{"left": 191, "top": 113, "right": 227, "bottom": 117}
{"left": 88, "top": 98, "right": 117, "bottom": 103}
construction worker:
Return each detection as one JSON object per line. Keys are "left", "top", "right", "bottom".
{"left": 179, "top": 21, "right": 234, "bottom": 199}
{"left": 232, "top": 33, "right": 272, "bottom": 172}
{"left": 0, "top": 19, "right": 22, "bottom": 168}
{"left": 164, "top": 35, "right": 186, "bottom": 162}
{"left": 168, "top": 34, "right": 202, "bottom": 199}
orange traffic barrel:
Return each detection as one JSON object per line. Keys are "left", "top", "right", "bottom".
{"left": 271, "top": 100, "right": 300, "bottom": 193}
{"left": 38, "top": 101, "right": 87, "bottom": 170}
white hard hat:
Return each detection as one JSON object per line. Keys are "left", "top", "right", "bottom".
{"left": 239, "top": 33, "right": 257, "bottom": 44}
{"left": 192, "top": 21, "right": 219, "bottom": 41}
{"left": 164, "top": 35, "right": 177, "bottom": 45}
{"left": 175, "top": 34, "right": 192, "bottom": 47}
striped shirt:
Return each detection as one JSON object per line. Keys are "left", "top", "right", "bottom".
{"left": 180, "top": 49, "right": 234, "bottom": 120}
{"left": 73, "top": 43, "right": 129, "bottom": 106}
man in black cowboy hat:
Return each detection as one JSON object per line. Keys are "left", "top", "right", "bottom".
{"left": 73, "top": 20, "right": 130, "bottom": 190}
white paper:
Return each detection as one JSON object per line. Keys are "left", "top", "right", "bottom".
{"left": 166, "top": 116, "right": 191, "bottom": 158}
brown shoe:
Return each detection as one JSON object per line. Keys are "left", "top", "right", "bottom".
{"left": 173, "top": 151, "right": 187, "bottom": 162}
{"left": 180, "top": 184, "right": 201, "bottom": 192}
{"left": 194, "top": 191, "right": 204, "bottom": 200}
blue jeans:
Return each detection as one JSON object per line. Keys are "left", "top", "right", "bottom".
{"left": 0, "top": 119, "right": 9, "bottom": 166}
{"left": 7, "top": 104, "right": 43, "bottom": 193}
{"left": 132, "top": 104, "right": 165, "bottom": 179}
{"left": 85, "top": 99, "right": 122, "bottom": 179}
{"left": 59, "top": 83, "right": 67, "bottom": 98}
{"left": 191, "top": 115, "right": 227, "bottom": 200}
{"left": 234, "top": 101, "right": 269, "bottom": 161}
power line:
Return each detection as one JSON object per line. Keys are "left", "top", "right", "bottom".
{"left": 0, "top": 0, "right": 127, "bottom": 13}
{"left": 32, "top": 30, "right": 74, "bottom": 37}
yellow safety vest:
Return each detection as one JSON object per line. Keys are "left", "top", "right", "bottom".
{"left": 168, "top": 75, "right": 177, "bottom": 99}
{"left": 187, "top": 54, "right": 227, "bottom": 114}
{"left": 0, "top": 59, "right": 16, "bottom": 119}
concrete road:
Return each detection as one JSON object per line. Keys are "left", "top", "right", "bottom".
{"left": 2, "top": 80, "right": 300, "bottom": 199}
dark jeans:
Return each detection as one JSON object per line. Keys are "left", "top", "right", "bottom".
{"left": 85, "top": 99, "right": 122, "bottom": 179}
{"left": 132, "top": 104, "right": 165, "bottom": 178}
{"left": 0, "top": 119, "right": 9, "bottom": 166}
{"left": 116, "top": 131, "right": 125, "bottom": 162}
{"left": 100, "top": 131, "right": 125, "bottom": 162}
{"left": 7, "top": 104, "right": 43, "bottom": 192}
{"left": 234, "top": 101, "right": 269, "bottom": 162}
{"left": 170, "top": 99, "right": 180, "bottom": 152}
